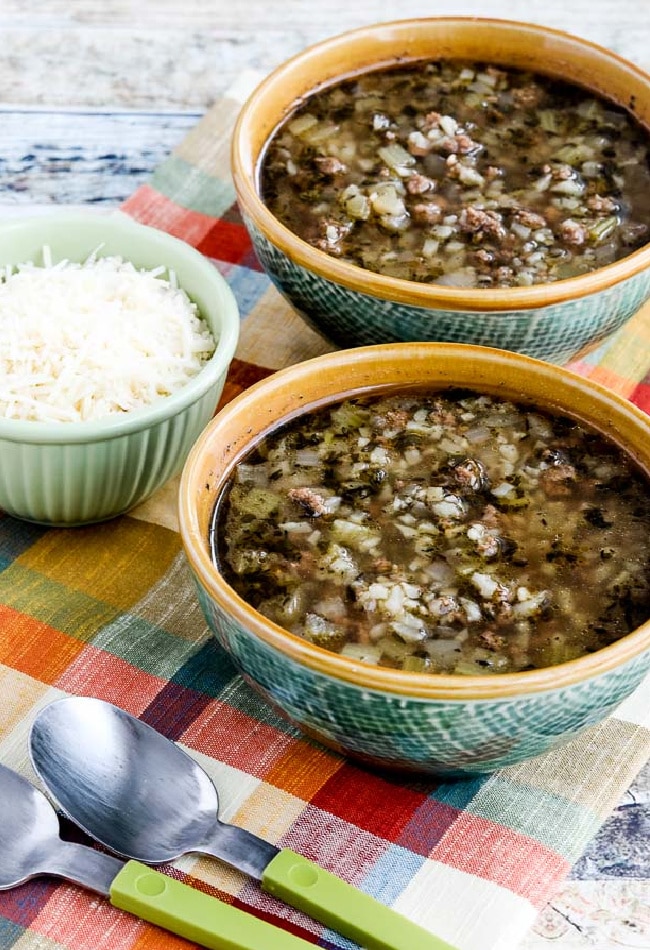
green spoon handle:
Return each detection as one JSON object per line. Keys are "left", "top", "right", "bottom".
{"left": 262, "top": 849, "right": 458, "bottom": 950}
{"left": 111, "top": 860, "right": 313, "bottom": 950}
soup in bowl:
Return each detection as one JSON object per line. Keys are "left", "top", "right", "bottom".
{"left": 179, "top": 344, "right": 650, "bottom": 776}
{"left": 232, "top": 18, "right": 650, "bottom": 363}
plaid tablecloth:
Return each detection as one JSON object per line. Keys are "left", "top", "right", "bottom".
{"left": 1, "top": 73, "right": 649, "bottom": 950}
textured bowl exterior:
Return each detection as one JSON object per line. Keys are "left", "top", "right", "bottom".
{"left": 179, "top": 344, "right": 650, "bottom": 776}
{"left": 232, "top": 18, "right": 650, "bottom": 363}
{"left": 0, "top": 212, "right": 239, "bottom": 525}
{"left": 194, "top": 580, "right": 650, "bottom": 776}
{"left": 249, "top": 217, "right": 650, "bottom": 363}
{"left": 0, "top": 383, "right": 225, "bottom": 525}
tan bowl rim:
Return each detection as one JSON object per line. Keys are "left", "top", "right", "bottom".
{"left": 231, "top": 16, "right": 650, "bottom": 314}
{"left": 179, "top": 342, "right": 650, "bottom": 702}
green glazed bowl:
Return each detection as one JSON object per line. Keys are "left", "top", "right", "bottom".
{"left": 179, "top": 343, "right": 650, "bottom": 777}
{"left": 232, "top": 18, "right": 650, "bottom": 364}
{"left": 0, "top": 211, "right": 240, "bottom": 526}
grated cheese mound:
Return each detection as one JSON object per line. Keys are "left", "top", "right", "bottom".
{"left": 0, "top": 250, "right": 217, "bottom": 423}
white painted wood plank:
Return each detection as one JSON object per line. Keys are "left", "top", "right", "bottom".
{"left": 0, "top": 1, "right": 648, "bottom": 109}
{"left": 0, "top": 110, "right": 197, "bottom": 205}
{"left": 3, "top": 0, "right": 650, "bottom": 41}
{"left": 0, "top": 26, "right": 303, "bottom": 109}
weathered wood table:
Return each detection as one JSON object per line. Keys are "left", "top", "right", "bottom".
{"left": 0, "top": 2, "right": 647, "bottom": 947}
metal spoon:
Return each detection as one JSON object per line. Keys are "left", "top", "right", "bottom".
{"left": 0, "top": 762, "right": 311, "bottom": 950}
{"left": 30, "top": 696, "right": 456, "bottom": 950}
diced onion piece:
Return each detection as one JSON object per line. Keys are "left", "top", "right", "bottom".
{"left": 377, "top": 143, "right": 416, "bottom": 173}
{"left": 471, "top": 571, "right": 499, "bottom": 599}
{"left": 288, "top": 113, "right": 318, "bottom": 135}
{"left": 340, "top": 643, "right": 381, "bottom": 664}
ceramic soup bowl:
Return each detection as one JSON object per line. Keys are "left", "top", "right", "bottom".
{"left": 179, "top": 343, "right": 650, "bottom": 777}
{"left": 232, "top": 18, "right": 650, "bottom": 364}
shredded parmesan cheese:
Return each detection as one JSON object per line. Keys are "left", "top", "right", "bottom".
{"left": 0, "top": 251, "right": 217, "bottom": 422}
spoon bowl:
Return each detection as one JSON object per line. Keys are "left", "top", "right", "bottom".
{"left": 30, "top": 696, "right": 458, "bottom": 950}
{"left": 0, "top": 761, "right": 317, "bottom": 950}
{"left": 0, "top": 763, "right": 73, "bottom": 888}
{"left": 29, "top": 696, "right": 278, "bottom": 877}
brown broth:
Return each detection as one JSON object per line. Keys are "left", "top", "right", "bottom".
{"left": 211, "top": 389, "right": 650, "bottom": 675}
{"left": 261, "top": 60, "right": 650, "bottom": 288}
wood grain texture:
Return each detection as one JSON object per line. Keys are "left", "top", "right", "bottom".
{"left": 0, "top": 110, "right": 197, "bottom": 204}
{"left": 0, "top": 2, "right": 648, "bottom": 946}
{"left": 0, "top": 0, "right": 648, "bottom": 108}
